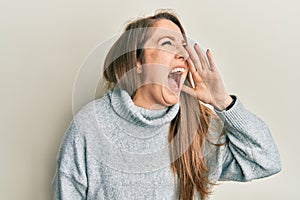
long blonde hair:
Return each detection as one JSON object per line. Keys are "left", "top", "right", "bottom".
{"left": 97, "top": 10, "right": 224, "bottom": 200}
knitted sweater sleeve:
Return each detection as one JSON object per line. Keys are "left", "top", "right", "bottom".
{"left": 52, "top": 119, "right": 88, "bottom": 200}
{"left": 209, "top": 96, "right": 281, "bottom": 182}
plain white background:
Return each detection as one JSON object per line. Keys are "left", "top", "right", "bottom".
{"left": 0, "top": 0, "right": 298, "bottom": 199}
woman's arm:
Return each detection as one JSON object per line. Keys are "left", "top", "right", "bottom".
{"left": 52, "top": 120, "right": 88, "bottom": 199}
{"left": 212, "top": 96, "right": 281, "bottom": 182}
{"left": 183, "top": 44, "right": 281, "bottom": 181}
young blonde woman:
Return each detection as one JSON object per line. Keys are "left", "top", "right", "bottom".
{"left": 52, "top": 10, "right": 281, "bottom": 200}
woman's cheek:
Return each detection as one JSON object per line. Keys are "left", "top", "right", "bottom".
{"left": 141, "top": 64, "right": 170, "bottom": 86}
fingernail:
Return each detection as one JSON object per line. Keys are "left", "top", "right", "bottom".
{"left": 207, "top": 48, "right": 210, "bottom": 52}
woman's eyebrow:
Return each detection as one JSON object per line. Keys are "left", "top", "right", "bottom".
{"left": 157, "top": 35, "right": 186, "bottom": 44}
{"left": 157, "top": 35, "right": 175, "bottom": 41}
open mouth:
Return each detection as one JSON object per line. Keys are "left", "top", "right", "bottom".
{"left": 167, "top": 67, "right": 185, "bottom": 93}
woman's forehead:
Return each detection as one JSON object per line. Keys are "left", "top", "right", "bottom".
{"left": 152, "top": 19, "right": 181, "bottom": 32}
{"left": 147, "top": 20, "right": 185, "bottom": 42}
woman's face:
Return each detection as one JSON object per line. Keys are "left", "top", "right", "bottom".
{"left": 133, "top": 19, "right": 189, "bottom": 109}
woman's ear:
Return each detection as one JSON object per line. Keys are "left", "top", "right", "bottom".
{"left": 136, "top": 59, "right": 142, "bottom": 74}
{"left": 136, "top": 60, "right": 142, "bottom": 68}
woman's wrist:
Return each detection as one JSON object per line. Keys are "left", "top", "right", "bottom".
{"left": 214, "top": 95, "right": 235, "bottom": 111}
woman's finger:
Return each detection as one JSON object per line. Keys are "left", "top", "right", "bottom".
{"left": 185, "top": 44, "right": 203, "bottom": 72}
{"left": 206, "top": 49, "right": 216, "bottom": 72}
{"left": 194, "top": 43, "right": 209, "bottom": 70}
{"left": 186, "top": 57, "right": 197, "bottom": 74}
{"left": 181, "top": 84, "right": 197, "bottom": 98}
{"left": 186, "top": 57, "right": 204, "bottom": 84}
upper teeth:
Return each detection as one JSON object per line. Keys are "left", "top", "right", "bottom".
{"left": 171, "top": 68, "right": 185, "bottom": 73}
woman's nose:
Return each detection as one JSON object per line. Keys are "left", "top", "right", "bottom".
{"left": 175, "top": 45, "right": 189, "bottom": 60}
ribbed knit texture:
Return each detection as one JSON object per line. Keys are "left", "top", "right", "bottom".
{"left": 52, "top": 88, "right": 281, "bottom": 200}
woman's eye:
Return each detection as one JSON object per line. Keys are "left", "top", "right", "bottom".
{"left": 160, "top": 39, "right": 173, "bottom": 46}
{"left": 162, "top": 41, "right": 172, "bottom": 46}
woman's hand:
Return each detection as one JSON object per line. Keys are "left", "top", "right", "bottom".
{"left": 182, "top": 43, "right": 233, "bottom": 111}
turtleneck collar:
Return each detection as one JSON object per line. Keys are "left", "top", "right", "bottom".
{"left": 108, "top": 88, "right": 180, "bottom": 127}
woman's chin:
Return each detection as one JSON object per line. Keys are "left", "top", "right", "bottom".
{"left": 162, "top": 87, "right": 180, "bottom": 106}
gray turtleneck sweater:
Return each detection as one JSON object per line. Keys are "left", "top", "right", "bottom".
{"left": 52, "top": 89, "right": 281, "bottom": 200}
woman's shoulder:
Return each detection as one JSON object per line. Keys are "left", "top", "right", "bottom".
{"left": 71, "top": 92, "right": 113, "bottom": 128}
{"left": 77, "top": 92, "right": 111, "bottom": 114}
{"left": 60, "top": 92, "right": 114, "bottom": 149}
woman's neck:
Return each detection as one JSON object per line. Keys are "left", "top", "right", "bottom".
{"left": 132, "top": 87, "right": 166, "bottom": 110}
